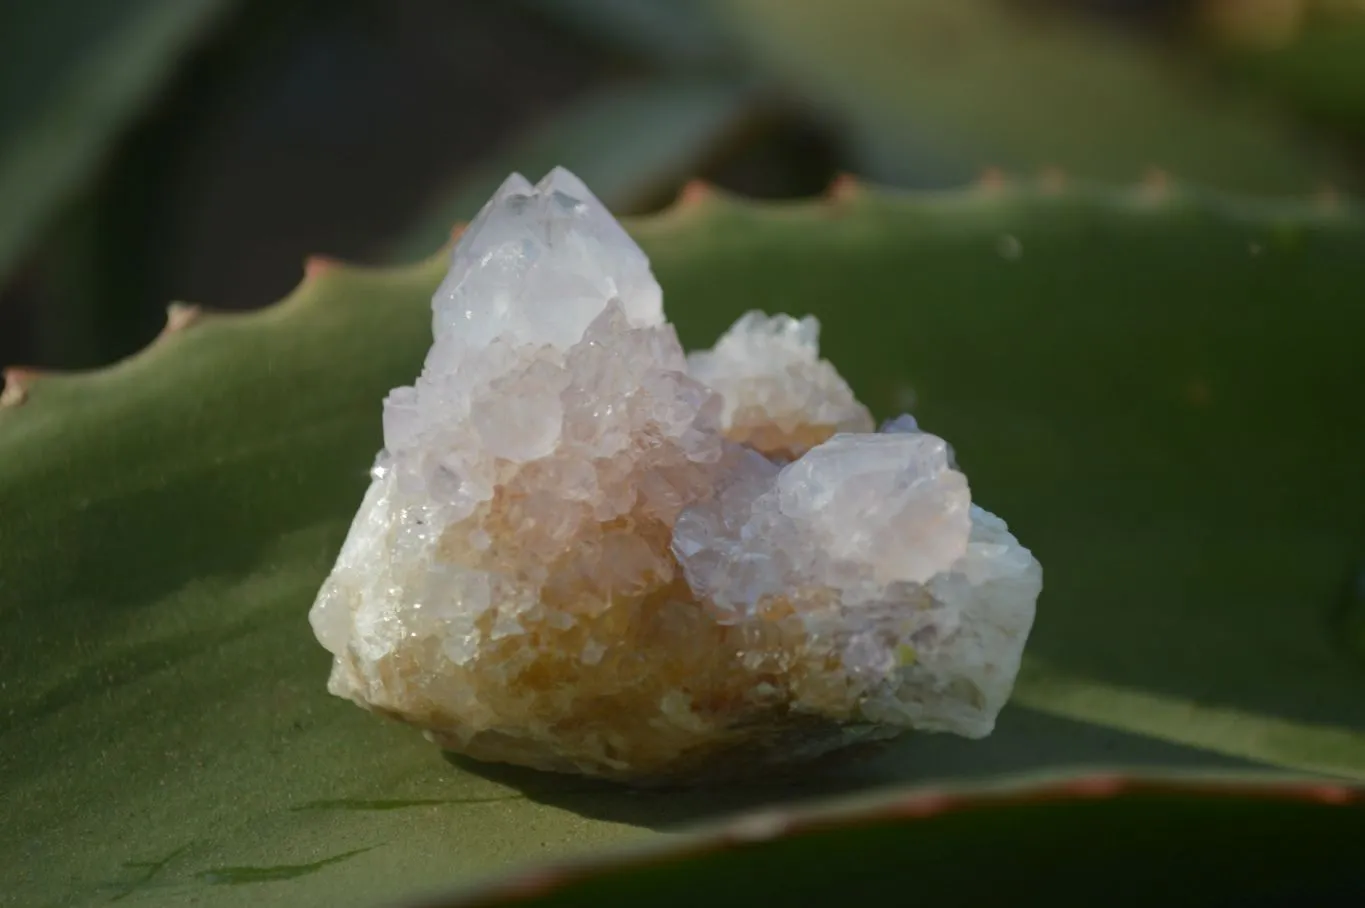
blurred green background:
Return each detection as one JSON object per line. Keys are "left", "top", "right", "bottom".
{"left": 3, "top": 0, "right": 1365, "bottom": 374}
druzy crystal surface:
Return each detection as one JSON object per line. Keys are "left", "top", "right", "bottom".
{"left": 309, "top": 168, "right": 1043, "bottom": 783}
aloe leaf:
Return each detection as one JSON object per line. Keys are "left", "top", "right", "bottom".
{"left": 0, "top": 0, "right": 238, "bottom": 288}
{"left": 388, "top": 78, "right": 767, "bottom": 262}
{"left": 514, "top": 0, "right": 739, "bottom": 69}
{"left": 1215, "top": 17, "right": 1365, "bottom": 144}
{"left": 421, "top": 774, "right": 1365, "bottom": 907}
{"left": 707, "top": 0, "right": 1350, "bottom": 191}
{"left": 2, "top": 183, "right": 1363, "bottom": 906}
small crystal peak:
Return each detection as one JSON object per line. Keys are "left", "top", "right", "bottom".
{"left": 537, "top": 166, "right": 593, "bottom": 200}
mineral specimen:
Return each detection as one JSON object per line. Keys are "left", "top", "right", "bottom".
{"left": 309, "top": 168, "right": 1042, "bottom": 783}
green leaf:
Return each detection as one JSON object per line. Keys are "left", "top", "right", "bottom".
{"left": 707, "top": 0, "right": 1351, "bottom": 191}
{"left": 3, "top": 183, "right": 1364, "bottom": 906}
{"left": 1216, "top": 18, "right": 1365, "bottom": 144}
{"left": 387, "top": 78, "right": 767, "bottom": 262}
{"left": 0, "top": 0, "right": 239, "bottom": 287}
{"left": 422, "top": 773, "right": 1365, "bottom": 907}
{"left": 514, "top": 0, "right": 740, "bottom": 69}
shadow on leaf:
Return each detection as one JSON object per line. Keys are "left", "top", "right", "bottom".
{"left": 441, "top": 746, "right": 896, "bottom": 831}
{"left": 439, "top": 706, "right": 1254, "bottom": 830}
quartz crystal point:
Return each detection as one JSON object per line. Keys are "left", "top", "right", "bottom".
{"left": 309, "top": 168, "right": 1043, "bottom": 783}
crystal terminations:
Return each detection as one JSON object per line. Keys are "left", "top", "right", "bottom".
{"left": 310, "top": 169, "right": 1043, "bottom": 783}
